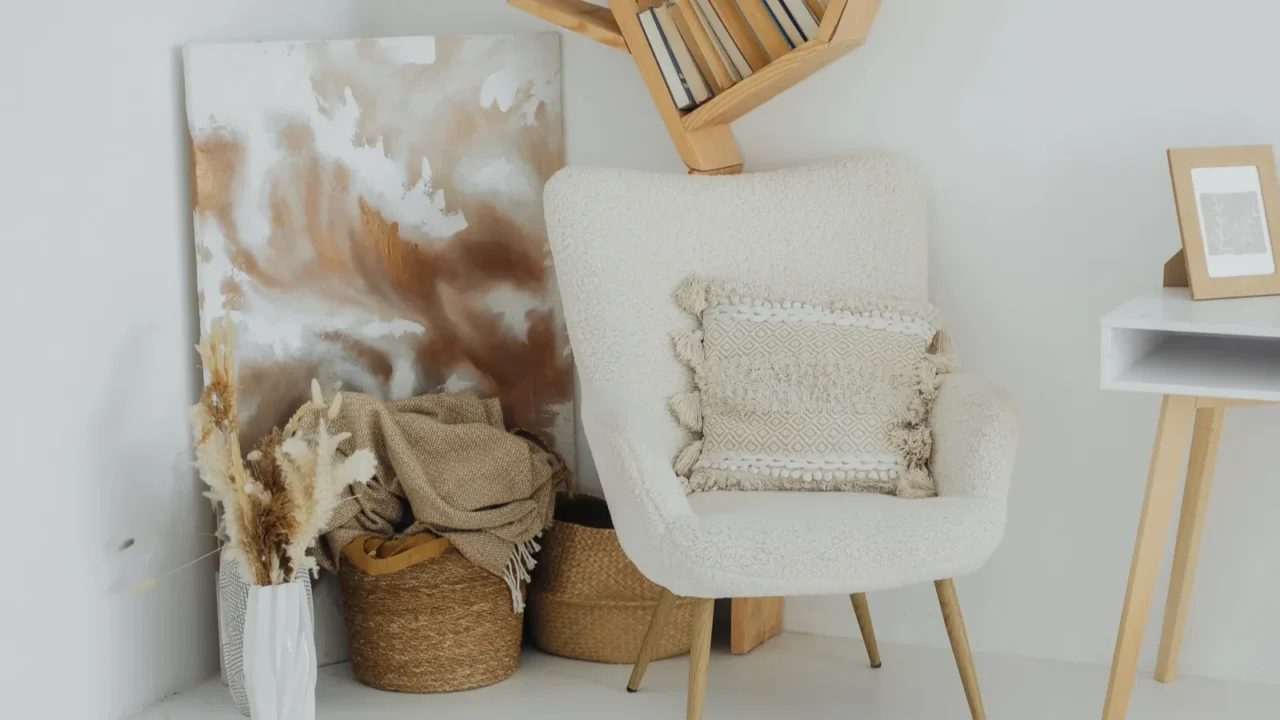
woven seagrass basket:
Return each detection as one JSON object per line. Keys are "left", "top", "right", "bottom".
{"left": 528, "top": 495, "right": 695, "bottom": 663}
{"left": 338, "top": 535, "right": 522, "bottom": 693}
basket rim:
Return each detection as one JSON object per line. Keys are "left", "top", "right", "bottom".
{"left": 529, "top": 591, "right": 700, "bottom": 610}
{"left": 548, "top": 518, "right": 618, "bottom": 536}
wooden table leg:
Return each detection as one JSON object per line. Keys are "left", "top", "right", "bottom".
{"left": 1102, "top": 394, "right": 1196, "bottom": 720}
{"left": 730, "top": 597, "right": 783, "bottom": 654}
{"left": 1154, "top": 402, "right": 1224, "bottom": 683}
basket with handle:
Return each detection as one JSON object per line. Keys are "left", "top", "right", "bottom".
{"left": 338, "top": 533, "right": 523, "bottom": 693}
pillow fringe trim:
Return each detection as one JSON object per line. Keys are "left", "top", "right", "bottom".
{"left": 683, "top": 468, "right": 898, "bottom": 494}
{"left": 889, "top": 341, "right": 954, "bottom": 499}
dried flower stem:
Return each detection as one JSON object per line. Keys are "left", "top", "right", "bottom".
{"left": 191, "top": 317, "right": 375, "bottom": 585}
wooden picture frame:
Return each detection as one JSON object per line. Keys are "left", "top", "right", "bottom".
{"left": 1168, "top": 145, "right": 1280, "bottom": 300}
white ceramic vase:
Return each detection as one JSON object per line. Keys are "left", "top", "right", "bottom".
{"left": 218, "top": 553, "right": 315, "bottom": 716}
{"left": 244, "top": 582, "right": 317, "bottom": 720}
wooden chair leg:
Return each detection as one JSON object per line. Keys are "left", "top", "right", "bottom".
{"left": 627, "top": 587, "right": 677, "bottom": 692}
{"left": 849, "top": 593, "right": 882, "bottom": 668}
{"left": 935, "top": 579, "right": 986, "bottom": 720}
{"left": 1155, "top": 404, "right": 1223, "bottom": 683}
{"left": 686, "top": 598, "right": 716, "bottom": 720}
{"left": 1103, "top": 394, "right": 1196, "bottom": 720}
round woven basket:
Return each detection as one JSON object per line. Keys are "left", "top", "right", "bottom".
{"left": 339, "top": 537, "right": 522, "bottom": 693}
{"left": 528, "top": 495, "right": 695, "bottom": 663}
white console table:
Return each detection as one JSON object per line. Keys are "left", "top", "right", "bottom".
{"left": 1099, "top": 287, "right": 1280, "bottom": 719}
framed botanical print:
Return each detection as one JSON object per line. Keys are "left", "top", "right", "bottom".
{"left": 1168, "top": 145, "right": 1280, "bottom": 299}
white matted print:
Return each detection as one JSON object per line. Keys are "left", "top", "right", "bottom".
{"left": 1191, "top": 165, "right": 1276, "bottom": 278}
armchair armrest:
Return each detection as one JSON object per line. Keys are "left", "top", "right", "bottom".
{"left": 929, "top": 373, "right": 1019, "bottom": 500}
{"left": 579, "top": 384, "right": 697, "bottom": 573}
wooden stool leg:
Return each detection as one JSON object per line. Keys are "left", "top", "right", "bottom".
{"left": 686, "top": 598, "right": 716, "bottom": 720}
{"left": 1102, "top": 394, "right": 1196, "bottom": 720}
{"left": 849, "top": 593, "right": 882, "bottom": 668}
{"left": 1155, "top": 403, "right": 1224, "bottom": 683}
{"left": 627, "top": 587, "right": 677, "bottom": 692}
{"left": 935, "top": 579, "right": 986, "bottom": 720}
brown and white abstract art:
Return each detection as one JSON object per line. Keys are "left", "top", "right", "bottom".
{"left": 184, "top": 35, "right": 572, "bottom": 461}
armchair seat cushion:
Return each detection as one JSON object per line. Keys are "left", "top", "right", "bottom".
{"left": 654, "top": 491, "right": 1006, "bottom": 598}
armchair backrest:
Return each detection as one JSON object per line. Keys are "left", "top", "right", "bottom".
{"left": 544, "top": 156, "right": 929, "bottom": 458}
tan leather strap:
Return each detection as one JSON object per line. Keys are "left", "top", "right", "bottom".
{"left": 340, "top": 533, "right": 452, "bottom": 576}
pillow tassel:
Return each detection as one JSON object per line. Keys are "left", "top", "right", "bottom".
{"left": 928, "top": 329, "right": 953, "bottom": 358}
{"left": 673, "top": 440, "right": 703, "bottom": 477}
{"left": 672, "top": 329, "right": 704, "bottom": 368}
{"left": 669, "top": 391, "right": 702, "bottom": 431}
{"left": 895, "top": 467, "right": 934, "bottom": 499}
{"left": 675, "top": 276, "right": 709, "bottom": 316}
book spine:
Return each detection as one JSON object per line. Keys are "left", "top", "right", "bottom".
{"left": 763, "top": 0, "right": 802, "bottom": 47}
{"left": 695, "top": 0, "right": 753, "bottom": 78}
{"left": 640, "top": 9, "right": 694, "bottom": 110}
{"left": 679, "top": 0, "right": 736, "bottom": 89}
{"left": 690, "top": 0, "right": 743, "bottom": 82}
{"left": 734, "top": 0, "right": 793, "bottom": 59}
{"left": 709, "top": 0, "right": 771, "bottom": 71}
{"left": 672, "top": 1, "right": 724, "bottom": 94}
{"left": 781, "top": 0, "right": 820, "bottom": 40}
{"left": 656, "top": 5, "right": 711, "bottom": 103}
{"left": 653, "top": 8, "right": 697, "bottom": 107}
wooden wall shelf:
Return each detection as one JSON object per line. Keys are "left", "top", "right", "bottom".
{"left": 509, "top": 0, "right": 629, "bottom": 51}
{"left": 510, "top": 0, "right": 880, "bottom": 174}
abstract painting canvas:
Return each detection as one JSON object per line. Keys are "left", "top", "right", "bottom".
{"left": 184, "top": 35, "right": 572, "bottom": 463}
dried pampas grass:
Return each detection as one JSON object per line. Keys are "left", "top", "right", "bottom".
{"left": 191, "top": 317, "right": 376, "bottom": 585}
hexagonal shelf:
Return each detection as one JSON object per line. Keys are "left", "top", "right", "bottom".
{"left": 509, "top": 0, "right": 880, "bottom": 174}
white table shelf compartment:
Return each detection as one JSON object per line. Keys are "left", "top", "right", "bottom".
{"left": 1102, "top": 328, "right": 1280, "bottom": 401}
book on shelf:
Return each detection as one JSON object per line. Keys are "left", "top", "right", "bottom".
{"left": 688, "top": 0, "right": 746, "bottom": 83}
{"left": 670, "top": 1, "right": 726, "bottom": 94}
{"left": 781, "top": 0, "right": 821, "bottom": 40}
{"left": 734, "top": 0, "right": 793, "bottom": 59}
{"left": 639, "top": 5, "right": 712, "bottom": 111}
{"left": 707, "top": 0, "right": 771, "bottom": 72}
{"left": 763, "top": 0, "right": 805, "bottom": 47}
{"left": 655, "top": 5, "right": 712, "bottom": 105}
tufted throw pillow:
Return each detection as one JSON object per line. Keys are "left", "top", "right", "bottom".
{"left": 669, "top": 277, "right": 953, "bottom": 498}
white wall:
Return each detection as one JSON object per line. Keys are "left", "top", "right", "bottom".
{"left": 0, "top": 2, "right": 376, "bottom": 717}
{"left": 5, "top": 1, "right": 1280, "bottom": 716}
{"left": 745, "top": 0, "right": 1280, "bottom": 686}
{"left": 367, "top": 0, "right": 1280, "bottom": 687}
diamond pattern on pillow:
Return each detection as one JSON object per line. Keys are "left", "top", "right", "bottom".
{"left": 670, "top": 276, "right": 952, "bottom": 498}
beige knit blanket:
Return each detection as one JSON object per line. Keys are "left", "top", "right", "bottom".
{"left": 298, "top": 391, "right": 563, "bottom": 610}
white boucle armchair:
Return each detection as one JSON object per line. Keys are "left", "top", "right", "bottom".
{"left": 543, "top": 156, "right": 1017, "bottom": 720}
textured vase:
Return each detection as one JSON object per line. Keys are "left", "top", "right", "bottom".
{"left": 244, "top": 582, "right": 317, "bottom": 720}
{"left": 219, "top": 552, "right": 314, "bottom": 716}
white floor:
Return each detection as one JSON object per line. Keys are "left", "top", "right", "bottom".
{"left": 134, "top": 632, "right": 1278, "bottom": 719}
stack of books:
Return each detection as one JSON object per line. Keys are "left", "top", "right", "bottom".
{"left": 638, "top": 0, "right": 827, "bottom": 111}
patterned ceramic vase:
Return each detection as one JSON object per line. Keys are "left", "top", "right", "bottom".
{"left": 243, "top": 582, "right": 317, "bottom": 720}
{"left": 219, "top": 551, "right": 314, "bottom": 717}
